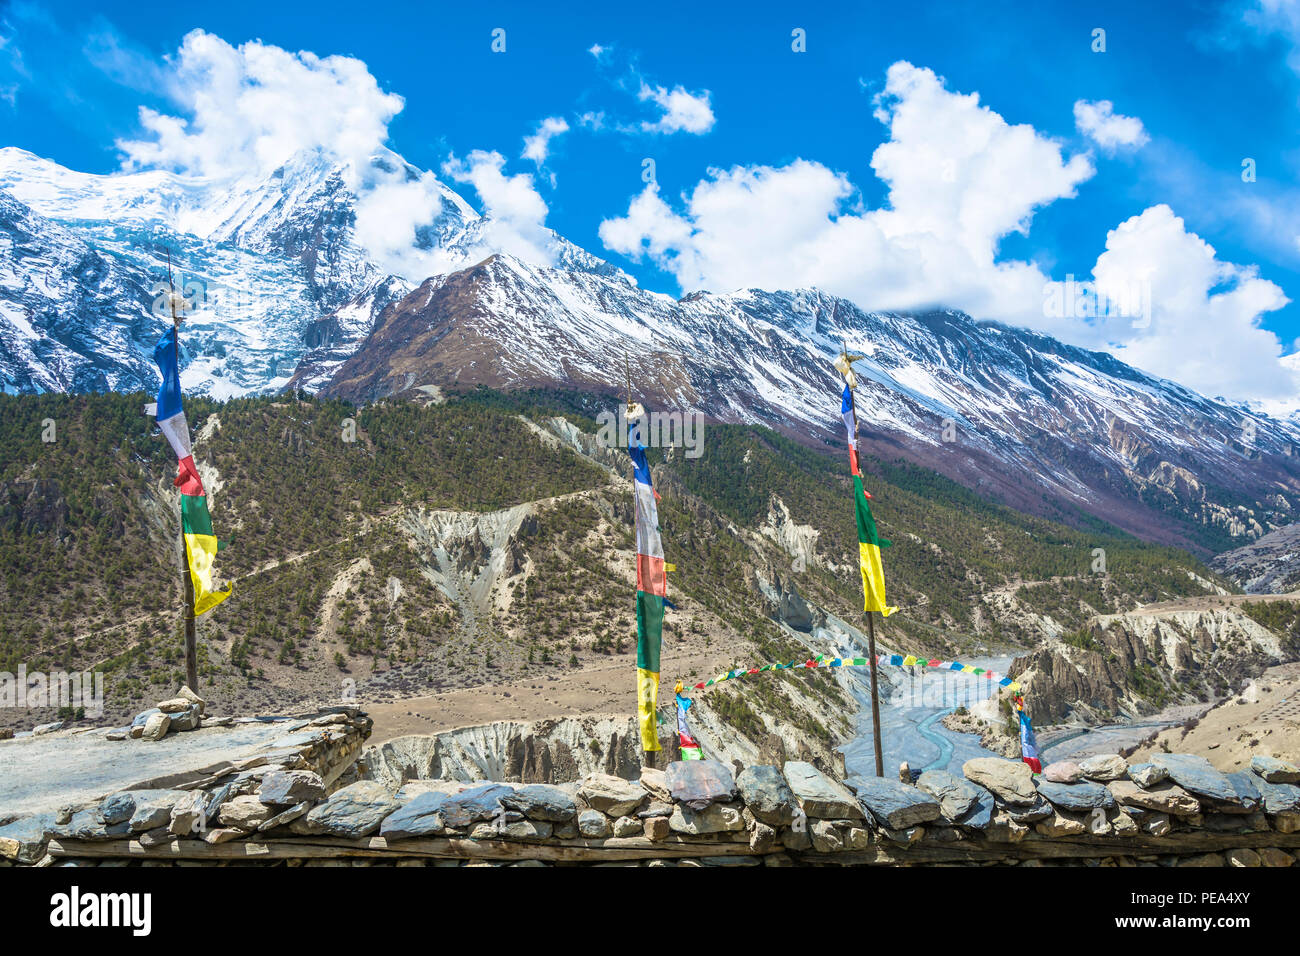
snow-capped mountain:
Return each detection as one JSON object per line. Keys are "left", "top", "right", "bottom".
{"left": 313, "top": 253, "right": 1300, "bottom": 554}
{"left": 2, "top": 142, "right": 1299, "bottom": 553}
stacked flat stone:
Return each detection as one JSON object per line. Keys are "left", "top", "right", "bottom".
{"left": 4, "top": 741, "right": 1298, "bottom": 868}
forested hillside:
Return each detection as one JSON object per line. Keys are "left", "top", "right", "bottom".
{"left": 0, "top": 388, "right": 1237, "bottom": 731}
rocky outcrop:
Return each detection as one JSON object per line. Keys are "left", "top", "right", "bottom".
{"left": 11, "top": 745, "right": 1299, "bottom": 868}
{"left": 1014, "top": 606, "right": 1289, "bottom": 723}
{"left": 357, "top": 716, "right": 645, "bottom": 791}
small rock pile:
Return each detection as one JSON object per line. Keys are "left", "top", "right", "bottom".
{"left": 108, "top": 686, "right": 212, "bottom": 742}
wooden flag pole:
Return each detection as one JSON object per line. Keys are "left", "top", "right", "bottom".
{"left": 167, "top": 249, "right": 199, "bottom": 694}
{"left": 864, "top": 611, "right": 884, "bottom": 778}
{"left": 843, "top": 344, "right": 885, "bottom": 777}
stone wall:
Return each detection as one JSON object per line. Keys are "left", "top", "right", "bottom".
{"left": 4, "top": 725, "right": 1297, "bottom": 867}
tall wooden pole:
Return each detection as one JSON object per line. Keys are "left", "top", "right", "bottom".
{"left": 864, "top": 611, "right": 884, "bottom": 777}
{"left": 626, "top": 353, "right": 657, "bottom": 768}
{"left": 168, "top": 249, "right": 198, "bottom": 693}
{"left": 845, "top": 350, "right": 885, "bottom": 777}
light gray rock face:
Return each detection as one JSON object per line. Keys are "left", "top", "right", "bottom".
{"left": 1079, "top": 754, "right": 1128, "bottom": 781}
{"left": 665, "top": 760, "right": 737, "bottom": 811}
{"left": 1252, "top": 777, "right": 1300, "bottom": 815}
{"left": 962, "top": 758, "right": 1037, "bottom": 806}
{"left": 303, "top": 781, "right": 399, "bottom": 838}
{"left": 1150, "top": 754, "right": 1237, "bottom": 803}
{"left": 127, "top": 791, "right": 188, "bottom": 833}
{"left": 849, "top": 776, "right": 941, "bottom": 828}
{"left": 219, "top": 795, "right": 274, "bottom": 831}
{"left": 141, "top": 712, "right": 171, "bottom": 741}
{"left": 258, "top": 770, "right": 327, "bottom": 806}
{"left": 0, "top": 814, "right": 55, "bottom": 864}
{"left": 669, "top": 803, "right": 745, "bottom": 835}
{"left": 32, "top": 721, "right": 63, "bottom": 736}
{"left": 156, "top": 698, "right": 191, "bottom": 714}
{"left": 1223, "top": 772, "right": 1263, "bottom": 812}
{"left": 1128, "top": 763, "right": 1169, "bottom": 788}
{"left": 577, "top": 809, "right": 611, "bottom": 838}
{"left": 1042, "top": 761, "right": 1084, "bottom": 783}
{"left": 380, "top": 792, "right": 448, "bottom": 840}
{"left": 915, "top": 770, "right": 982, "bottom": 821}
{"left": 736, "top": 766, "right": 798, "bottom": 826}
{"left": 168, "top": 792, "right": 206, "bottom": 836}
{"left": 1251, "top": 756, "right": 1300, "bottom": 784}
{"left": 502, "top": 784, "right": 577, "bottom": 822}
{"left": 1034, "top": 780, "right": 1116, "bottom": 813}
{"left": 783, "top": 761, "right": 863, "bottom": 820}
{"left": 612, "top": 815, "right": 642, "bottom": 838}
{"left": 1107, "top": 779, "right": 1201, "bottom": 816}
{"left": 168, "top": 705, "right": 202, "bottom": 732}
{"left": 579, "top": 774, "right": 647, "bottom": 817}
{"left": 257, "top": 801, "right": 311, "bottom": 832}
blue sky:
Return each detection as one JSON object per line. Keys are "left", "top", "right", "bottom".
{"left": 3, "top": 0, "right": 1300, "bottom": 407}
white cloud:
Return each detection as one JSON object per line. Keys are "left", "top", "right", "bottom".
{"left": 113, "top": 30, "right": 561, "bottom": 279}
{"left": 602, "top": 61, "right": 1089, "bottom": 325}
{"left": 600, "top": 60, "right": 1297, "bottom": 408}
{"left": 1084, "top": 205, "right": 1296, "bottom": 408}
{"left": 637, "top": 82, "right": 715, "bottom": 134}
{"left": 117, "top": 30, "right": 403, "bottom": 182}
{"left": 588, "top": 43, "right": 606, "bottom": 59}
{"left": 521, "top": 116, "right": 569, "bottom": 166}
{"left": 1241, "top": 0, "right": 1300, "bottom": 76}
{"left": 1073, "top": 99, "right": 1149, "bottom": 150}
{"left": 443, "top": 150, "right": 556, "bottom": 265}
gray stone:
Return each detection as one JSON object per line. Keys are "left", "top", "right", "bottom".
{"left": 1107, "top": 779, "right": 1201, "bottom": 816}
{"left": 783, "top": 761, "right": 863, "bottom": 819}
{"left": 636, "top": 800, "right": 674, "bottom": 819}
{"left": 915, "top": 769, "right": 981, "bottom": 820}
{"left": 0, "top": 814, "right": 55, "bottom": 864}
{"left": 32, "top": 721, "right": 63, "bottom": 736}
{"left": 380, "top": 792, "right": 448, "bottom": 839}
{"left": 1079, "top": 754, "right": 1128, "bottom": 781}
{"left": 441, "top": 783, "right": 515, "bottom": 827}
{"left": 218, "top": 795, "right": 274, "bottom": 830}
{"left": 127, "top": 791, "right": 187, "bottom": 833}
{"left": 1035, "top": 780, "right": 1116, "bottom": 813}
{"left": 168, "top": 792, "right": 206, "bottom": 836}
{"left": 1003, "top": 796, "right": 1054, "bottom": 823}
{"left": 303, "top": 781, "right": 399, "bottom": 838}
{"left": 1222, "top": 772, "right": 1263, "bottom": 812}
{"left": 62, "top": 808, "right": 131, "bottom": 841}
{"left": 258, "top": 770, "right": 327, "bottom": 806}
{"left": 577, "top": 809, "right": 611, "bottom": 838}
{"left": 612, "top": 815, "right": 642, "bottom": 838}
{"left": 167, "top": 705, "right": 201, "bottom": 732}
{"left": 848, "top": 776, "right": 941, "bottom": 828}
{"left": 1251, "top": 755, "right": 1300, "bottom": 784}
{"left": 962, "top": 758, "right": 1037, "bottom": 806}
{"left": 156, "top": 697, "right": 191, "bottom": 714}
{"left": 578, "top": 774, "right": 646, "bottom": 817}
{"left": 257, "top": 801, "right": 311, "bottom": 832}
{"left": 735, "top": 765, "right": 798, "bottom": 826}
{"left": 639, "top": 767, "right": 671, "bottom": 802}
{"left": 97, "top": 791, "right": 139, "bottom": 825}
{"left": 954, "top": 785, "right": 995, "bottom": 830}
{"left": 810, "top": 820, "right": 844, "bottom": 852}
{"left": 665, "top": 759, "right": 737, "bottom": 810}
{"left": 668, "top": 803, "right": 744, "bottom": 835}
{"left": 501, "top": 784, "right": 577, "bottom": 823}
{"left": 1253, "top": 777, "right": 1300, "bottom": 815}
{"left": 1150, "top": 753, "right": 1238, "bottom": 803}
{"left": 1128, "top": 763, "right": 1169, "bottom": 788}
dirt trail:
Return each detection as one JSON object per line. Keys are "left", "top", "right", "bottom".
{"left": 363, "top": 643, "right": 742, "bottom": 745}
{"left": 1114, "top": 591, "right": 1299, "bottom": 618}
